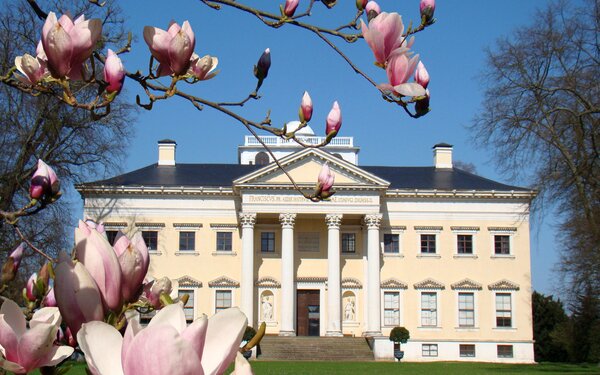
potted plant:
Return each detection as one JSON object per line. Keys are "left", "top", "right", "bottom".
{"left": 241, "top": 326, "right": 257, "bottom": 359}
{"left": 389, "top": 326, "right": 410, "bottom": 361}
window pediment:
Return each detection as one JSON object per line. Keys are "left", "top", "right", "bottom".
{"left": 451, "top": 278, "right": 482, "bottom": 290}
{"left": 341, "top": 277, "right": 362, "bottom": 289}
{"left": 414, "top": 278, "right": 445, "bottom": 290}
{"left": 488, "top": 279, "right": 520, "bottom": 291}
{"left": 255, "top": 277, "right": 281, "bottom": 288}
{"left": 381, "top": 278, "right": 408, "bottom": 290}
{"left": 177, "top": 275, "right": 202, "bottom": 288}
{"left": 209, "top": 276, "right": 240, "bottom": 288}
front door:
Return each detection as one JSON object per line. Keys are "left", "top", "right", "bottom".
{"left": 296, "top": 290, "right": 320, "bottom": 336}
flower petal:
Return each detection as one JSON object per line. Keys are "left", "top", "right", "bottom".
{"left": 0, "top": 299, "right": 25, "bottom": 338}
{"left": 231, "top": 352, "right": 253, "bottom": 375}
{"left": 30, "top": 307, "right": 61, "bottom": 328}
{"left": 42, "top": 345, "right": 74, "bottom": 367}
{"left": 16, "top": 322, "right": 58, "bottom": 371}
{"left": 201, "top": 308, "right": 248, "bottom": 375}
{"left": 181, "top": 314, "right": 208, "bottom": 363}
{"left": 77, "top": 321, "right": 124, "bottom": 375}
{"left": 143, "top": 26, "right": 171, "bottom": 65}
{"left": 393, "top": 82, "right": 426, "bottom": 97}
{"left": 148, "top": 303, "right": 186, "bottom": 334}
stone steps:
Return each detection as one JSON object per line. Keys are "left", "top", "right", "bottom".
{"left": 256, "top": 336, "right": 374, "bottom": 361}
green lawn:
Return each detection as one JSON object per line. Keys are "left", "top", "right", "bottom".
{"left": 22, "top": 361, "right": 600, "bottom": 375}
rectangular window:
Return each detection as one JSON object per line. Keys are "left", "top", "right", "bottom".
{"left": 458, "top": 292, "right": 475, "bottom": 327}
{"left": 142, "top": 231, "right": 158, "bottom": 251}
{"left": 179, "top": 231, "right": 195, "bottom": 251}
{"left": 384, "top": 292, "right": 400, "bottom": 326}
{"left": 494, "top": 235, "right": 510, "bottom": 255}
{"left": 422, "top": 344, "right": 438, "bottom": 357}
{"left": 178, "top": 289, "right": 194, "bottom": 322}
{"left": 261, "top": 232, "right": 275, "bottom": 253}
{"left": 459, "top": 344, "right": 476, "bottom": 357}
{"left": 341, "top": 233, "right": 356, "bottom": 253}
{"left": 420, "top": 234, "right": 436, "bottom": 254}
{"left": 105, "top": 230, "right": 118, "bottom": 246}
{"left": 495, "top": 293, "right": 512, "bottom": 327}
{"left": 457, "top": 234, "right": 473, "bottom": 254}
{"left": 216, "top": 290, "right": 232, "bottom": 312}
{"left": 421, "top": 292, "right": 437, "bottom": 326}
{"left": 216, "top": 232, "right": 232, "bottom": 251}
{"left": 497, "top": 345, "right": 514, "bottom": 358}
{"left": 384, "top": 233, "right": 400, "bottom": 253}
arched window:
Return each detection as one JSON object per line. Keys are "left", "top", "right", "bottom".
{"left": 255, "top": 152, "right": 269, "bottom": 165}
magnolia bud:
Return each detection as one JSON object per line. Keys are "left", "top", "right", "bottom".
{"left": 299, "top": 91, "right": 313, "bottom": 122}
{"left": 254, "top": 48, "right": 271, "bottom": 81}
{"left": 414, "top": 61, "right": 430, "bottom": 89}
{"left": 1, "top": 243, "right": 24, "bottom": 284}
{"left": 322, "top": 0, "right": 337, "bottom": 9}
{"left": 420, "top": 0, "right": 435, "bottom": 23}
{"left": 366, "top": 1, "right": 381, "bottom": 21}
{"left": 284, "top": 0, "right": 299, "bottom": 17}
{"left": 356, "top": 0, "right": 368, "bottom": 11}
{"left": 325, "top": 101, "right": 342, "bottom": 136}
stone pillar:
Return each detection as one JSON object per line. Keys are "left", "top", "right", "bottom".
{"left": 279, "top": 213, "right": 297, "bottom": 336}
{"left": 240, "top": 213, "right": 257, "bottom": 326}
{"left": 364, "top": 214, "right": 383, "bottom": 336}
{"left": 325, "top": 214, "right": 343, "bottom": 337}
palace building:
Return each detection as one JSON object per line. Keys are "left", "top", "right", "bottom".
{"left": 76, "top": 124, "right": 536, "bottom": 362}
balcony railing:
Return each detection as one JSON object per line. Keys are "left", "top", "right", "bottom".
{"left": 244, "top": 135, "right": 353, "bottom": 147}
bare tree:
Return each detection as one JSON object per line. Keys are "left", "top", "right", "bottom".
{"left": 0, "top": 0, "right": 135, "bottom": 273}
{"left": 472, "top": 0, "right": 600, "bottom": 296}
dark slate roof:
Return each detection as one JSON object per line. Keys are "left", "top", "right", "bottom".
{"left": 83, "top": 163, "right": 529, "bottom": 191}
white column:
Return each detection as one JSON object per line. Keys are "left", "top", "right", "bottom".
{"left": 240, "top": 213, "right": 257, "bottom": 326}
{"left": 364, "top": 214, "right": 383, "bottom": 336}
{"left": 279, "top": 213, "right": 297, "bottom": 336}
{"left": 325, "top": 214, "right": 343, "bottom": 337}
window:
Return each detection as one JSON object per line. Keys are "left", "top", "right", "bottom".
{"left": 105, "top": 230, "right": 118, "bottom": 246}
{"left": 495, "top": 293, "right": 512, "bottom": 327}
{"left": 422, "top": 344, "right": 438, "bottom": 357}
{"left": 497, "top": 345, "right": 514, "bottom": 358}
{"left": 179, "top": 231, "right": 195, "bottom": 251}
{"left": 421, "top": 292, "right": 437, "bottom": 326}
{"left": 142, "top": 231, "right": 158, "bottom": 251}
{"left": 457, "top": 235, "right": 473, "bottom": 254}
{"left": 216, "top": 232, "right": 232, "bottom": 251}
{"left": 494, "top": 235, "right": 510, "bottom": 255}
{"left": 458, "top": 292, "right": 475, "bottom": 327}
{"left": 341, "top": 233, "right": 356, "bottom": 253}
{"left": 216, "top": 290, "right": 232, "bottom": 312}
{"left": 420, "top": 234, "right": 436, "bottom": 254}
{"left": 261, "top": 232, "right": 275, "bottom": 253}
{"left": 255, "top": 152, "right": 269, "bottom": 165}
{"left": 383, "top": 292, "right": 400, "bottom": 326}
{"left": 384, "top": 233, "right": 400, "bottom": 253}
{"left": 178, "top": 289, "right": 194, "bottom": 322}
{"left": 459, "top": 344, "right": 476, "bottom": 357}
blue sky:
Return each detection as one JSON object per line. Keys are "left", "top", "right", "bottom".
{"left": 77, "top": 1, "right": 567, "bottom": 296}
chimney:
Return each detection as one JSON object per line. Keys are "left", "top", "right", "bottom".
{"left": 158, "top": 139, "right": 176, "bottom": 166}
{"left": 433, "top": 143, "right": 453, "bottom": 169}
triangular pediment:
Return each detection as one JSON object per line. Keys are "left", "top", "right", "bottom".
{"left": 451, "top": 278, "right": 482, "bottom": 290}
{"left": 234, "top": 148, "right": 389, "bottom": 189}
{"left": 414, "top": 278, "right": 445, "bottom": 290}
{"left": 208, "top": 276, "right": 240, "bottom": 288}
{"left": 488, "top": 279, "right": 520, "bottom": 291}
{"left": 177, "top": 275, "right": 202, "bottom": 288}
{"left": 381, "top": 278, "right": 408, "bottom": 290}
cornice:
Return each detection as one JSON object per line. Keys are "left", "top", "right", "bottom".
{"left": 385, "top": 189, "right": 537, "bottom": 200}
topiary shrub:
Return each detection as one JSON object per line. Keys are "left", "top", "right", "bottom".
{"left": 389, "top": 326, "right": 410, "bottom": 344}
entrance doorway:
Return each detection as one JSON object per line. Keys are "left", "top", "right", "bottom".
{"left": 297, "top": 290, "right": 320, "bottom": 336}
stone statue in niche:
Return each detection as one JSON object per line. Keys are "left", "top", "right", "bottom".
{"left": 261, "top": 295, "right": 273, "bottom": 321}
{"left": 344, "top": 297, "right": 355, "bottom": 321}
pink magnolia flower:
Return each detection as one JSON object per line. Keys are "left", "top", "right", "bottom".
{"left": 29, "top": 159, "right": 60, "bottom": 200}
{"left": 325, "top": 101, "right": 342, "bottom": 135}
{"left": 299, "top": 91, "right": 313, "bottom": 122}
{"left": 143, "top": 21, "right": 196, "bottom": 76}
{"left": 142, "top": 277, "right": 172, "bottom": 309}
{"left": 42, "top": 287, "right": 57, "bottom": 307}
{"left": 360, "top": 12, "right": 410, "bottom": 66}
{"left": 24, "top": 273, "right": 37, "bottom": 302}
{"left": 420, "top": 0, "right": 435, "bottom": 22}
{"left": 382, "top": 49, "right": 426, "bottom": 97}
{"left": 14, "top": 54, "right": 48, "bottom": 85}
{"left": 75, "top": 220, "right": 122, "bottom": 312}
{"left": 40, "top": 12, "right": 102, "bottom": 79}
{"left": 188, "top": 53, "right": 219, "bottom": 81}
{"left": 113, "top": 232, "right": 150, "bottom": 303}
{"left": 284, "top": 0, "right": 299, "bottom": 17}
{"left": 77, "top": 304, "right": 249, "bottom": 375}
{"left": 0, "top": 298, "right": 74, "bottom": 374}
{"left": 103, "top": 49, "right": 125, "bottom": 94}
{"left": 318, "top": 163, "right": 335, "bottom": 193}
{"left": 414, "top": 61, "right": 430, "bottom": 89}
{"left": 54, "top": 252, "right": 104, "bottom": 336}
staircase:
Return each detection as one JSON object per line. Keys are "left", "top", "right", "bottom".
{"left": 257, "top": 336, "right": 374, "bottom": 361}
